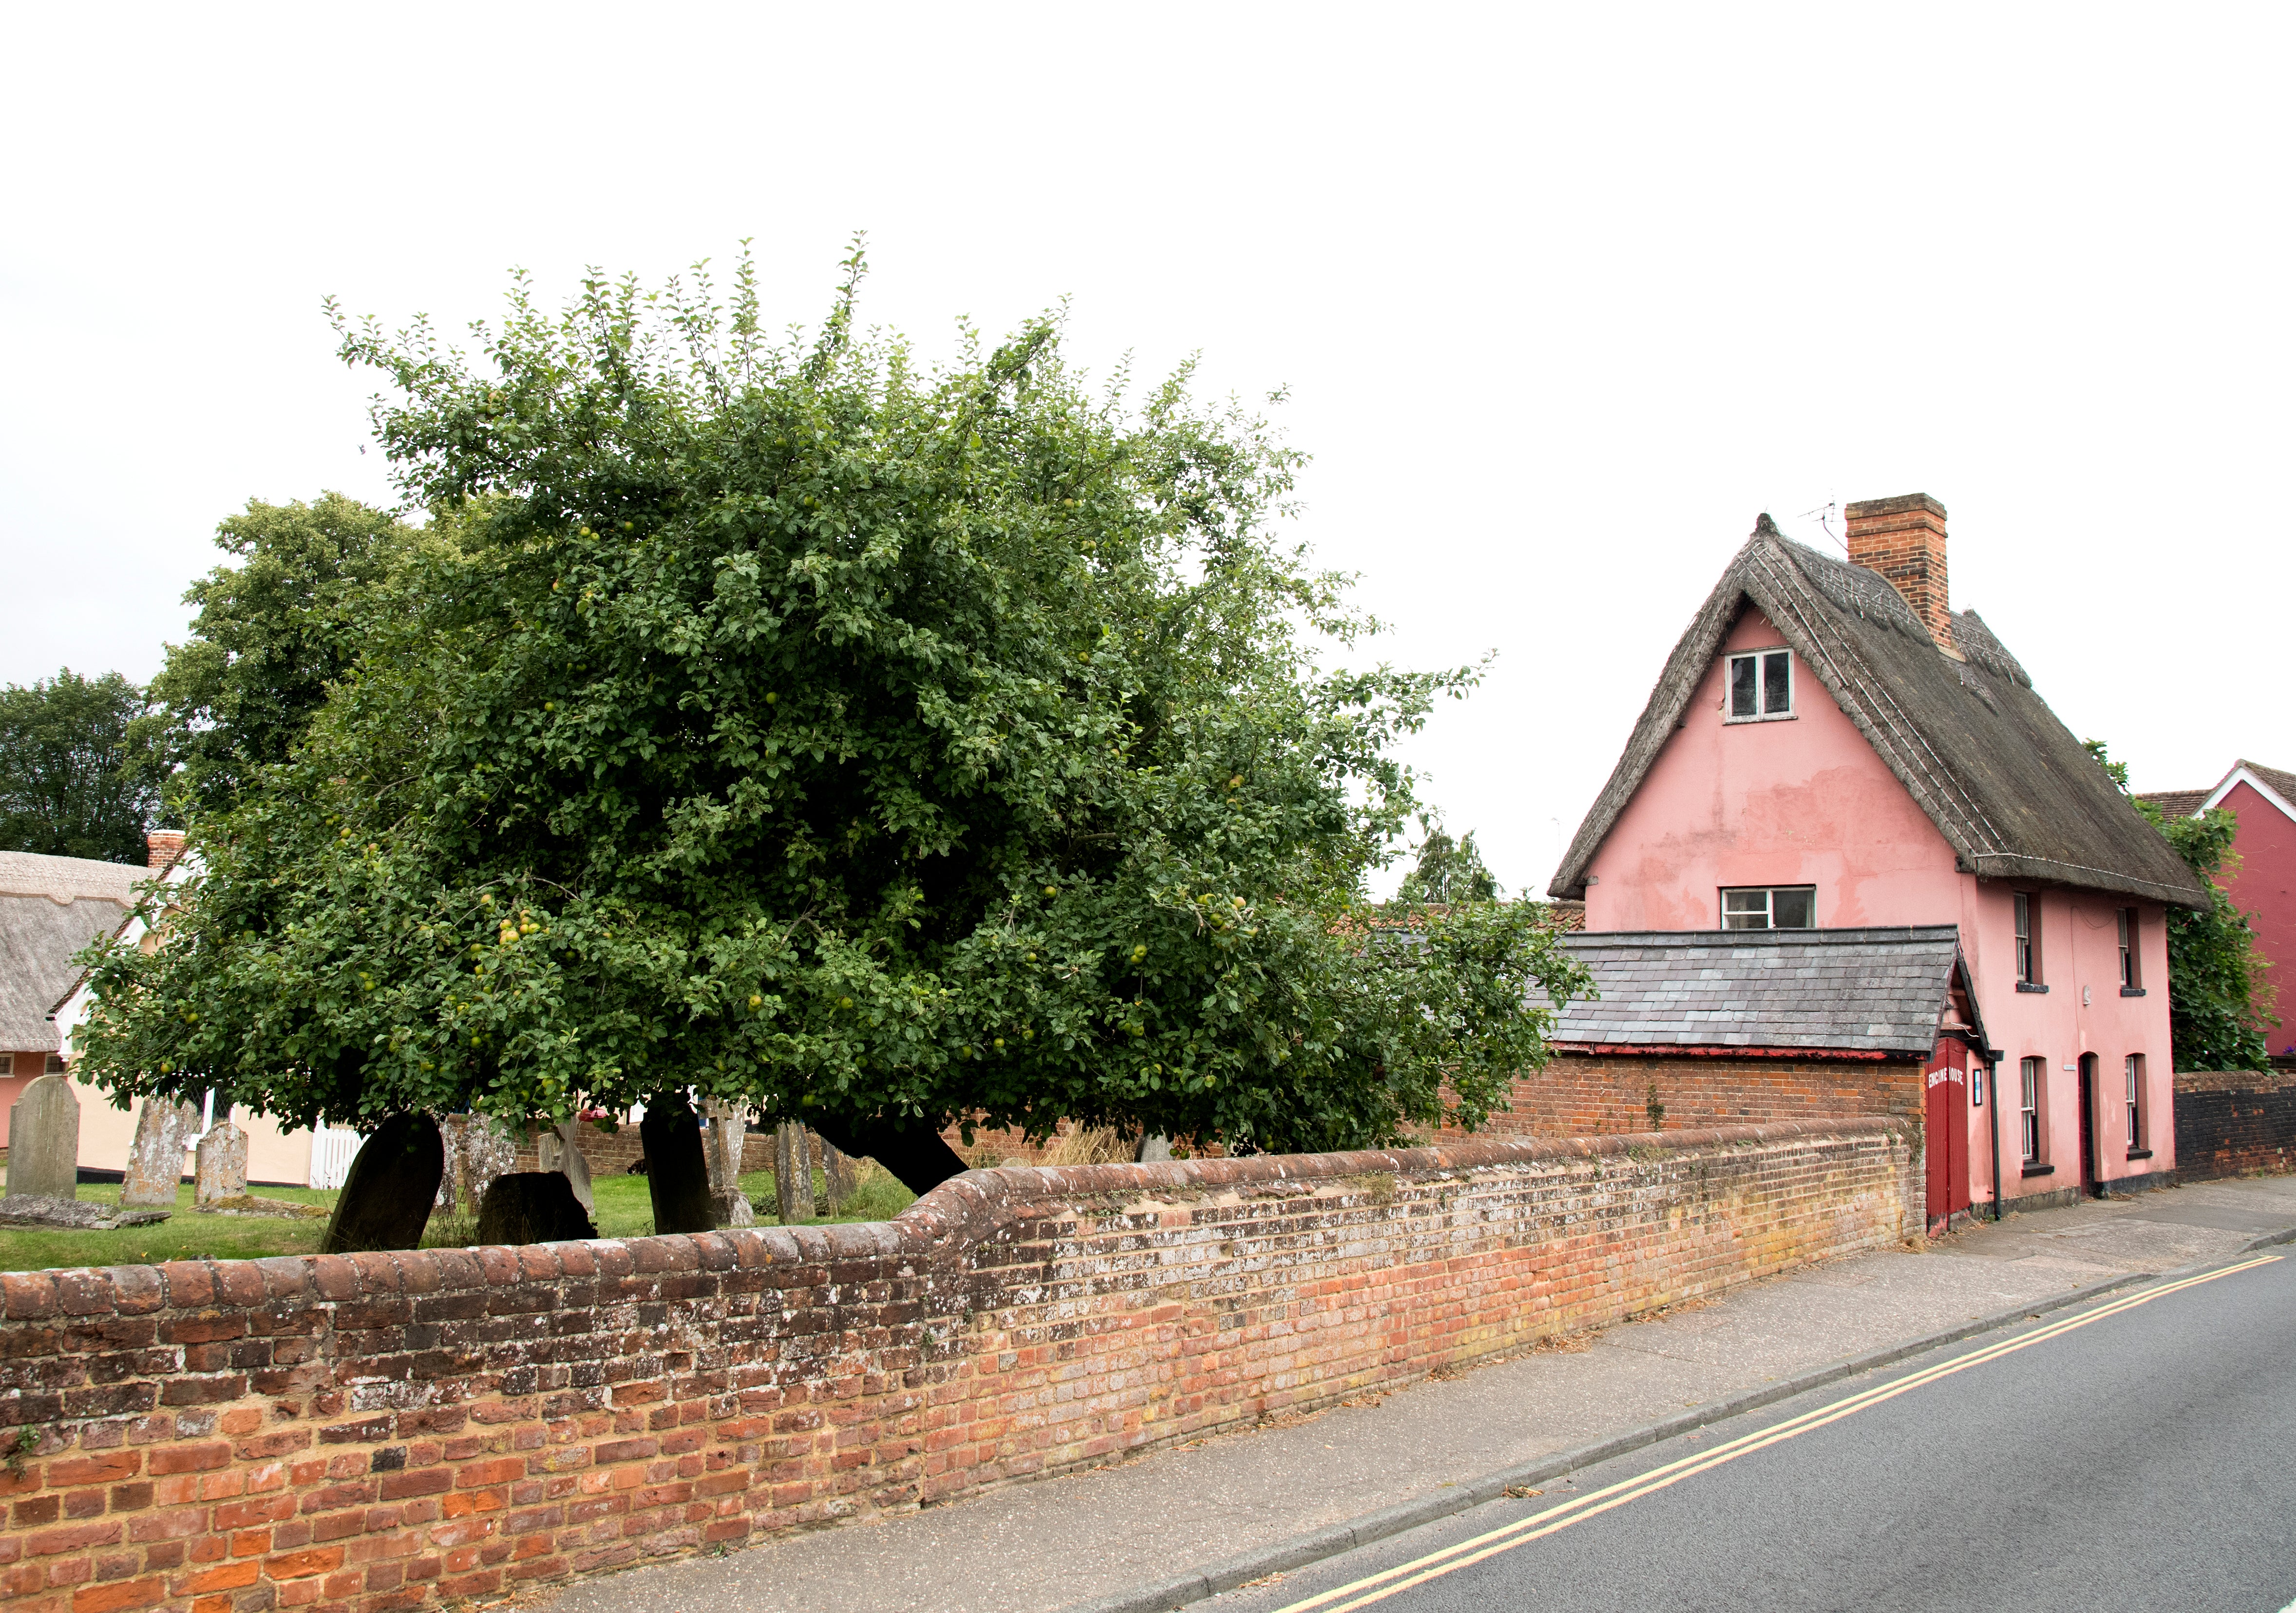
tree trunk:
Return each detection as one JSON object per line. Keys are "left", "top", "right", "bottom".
{"left": 807, "top": 1116, "right": 970, "bottom": 1198}
{"left": 638, "top": 1094, "right": 714, "bottom": 1235}
{"left": 320, "top": 1114, "right": 444, "bottom": 1254}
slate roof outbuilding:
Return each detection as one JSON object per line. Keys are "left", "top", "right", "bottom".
{"left": 1551, "top": 926, "right": 1965, "bottom": 1058}
{"left": 1549, "top": 517, "right": 2209, "bottom": 910}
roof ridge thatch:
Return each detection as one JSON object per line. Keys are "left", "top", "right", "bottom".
{"left": 1551, "top": 520, "right": 2209, "bottom": 910}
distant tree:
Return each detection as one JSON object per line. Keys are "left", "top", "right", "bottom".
{"left": 136, "top": 493, "right": 427, "bottom": 818}
{"left": 2088, "top": 740, "right": 2276, "bottom": 1069}
{"left": 1393, "top": 816, "right": 1501, "bottom": 905}
{"left": 0, "top": 669, "right": 160, "bottom": 863}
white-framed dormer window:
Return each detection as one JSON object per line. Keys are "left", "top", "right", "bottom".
{"left": 1726, "top": 648, "right": 1794, "bottom": 721}
{"left": 1722, "top": 885, "right": 1816, "bottom": 930}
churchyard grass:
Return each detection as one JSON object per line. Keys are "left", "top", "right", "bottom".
{"left": 0, "top": 1163, "right": 919, "bottom": 1272}
{"left": 0, "top": 1180, "right": 338, "bottom": 1271}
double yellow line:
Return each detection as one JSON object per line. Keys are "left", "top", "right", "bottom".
{"left": 1271, "top": 1254, "right": 2284, "bottom": 1613}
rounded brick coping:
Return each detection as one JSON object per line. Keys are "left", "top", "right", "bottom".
{"left": 0, "top": 1117, "right": 1907, "bottom": 1321}
{"left": 2174, "top": 1068, "right": 2296, "bottom": 1093}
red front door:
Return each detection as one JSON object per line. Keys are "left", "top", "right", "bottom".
{"left": 1924, "top": 1039, "right": 1972, "bottom": 1234}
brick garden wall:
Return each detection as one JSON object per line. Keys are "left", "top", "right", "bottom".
{"left": 0, "top": 1120, "right": 1914, "bottom": 1613}
{"left": 1462, "top": 1052, "right": 1925, "bottom": 1139}
{"left": 2172, "top": 1069, "right": 2296, "bottom": 1180}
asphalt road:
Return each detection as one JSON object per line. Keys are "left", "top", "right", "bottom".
{"left": 1209, "top": 1251, "right": 2296, "bottom": 1613}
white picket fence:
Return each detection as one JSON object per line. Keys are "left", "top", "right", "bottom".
{"left": 308, "top": 1123, "right": 363, "bottom": 1190}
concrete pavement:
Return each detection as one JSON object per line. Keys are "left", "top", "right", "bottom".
{"left": 536, "top": 1173, "right": 2296, "bottom": 1613}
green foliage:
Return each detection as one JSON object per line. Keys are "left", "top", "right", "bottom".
{"left": 2090, "top": 740, "right": 2276, "bottom": 1069}
{"left": 2135, "top": 798, "right": 2277, "bottom": 1069}
{"left": 138, "top": 494, "right": 429, "bottom": 818}
{"left": 1393, "top": 815, "right": 1500, "bottom": 904}
{"left": 0, "top": 669, "right": 160, "bottom": 863}
{"left": 74, "top": 247, "right": 1587, "bottom": 1156}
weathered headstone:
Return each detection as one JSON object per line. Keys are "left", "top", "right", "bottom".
{"left": 193, "top": 1123, "right": 248, "bottom": 1209}
{"left": 703, "top": 1101, "right": 752, "bottom": 1227}
{"left": 6, "top": 1075, "right": 81, "bottom": 1201}
{"left": 121, "top": 1100, "right": 199, "bottom": 1207}
{"left": 537, "top": 1119, "right": 595, "bottom": 1214}
{"left": 816, "top": 1135, "right": 854, "bottom": 1217}
{"left": 774, "top": 1121, "right": 817, "bottom": 1225}
{"left": 475, "top": 1172, "right": 599, "bottom": 1245}
{"left": 319, "top": 1114, "right": 445, "bottom": 1254}
{"left": 0, "top": 1195, "right": 167, "bottom": 1230}
{"left": 436, "top": 1114, "right": 517, "bottom": 1215}
{"left": 1136, "top": 1134, "right": 1173, "bottom": 1164}
{"left": 637, "top": 1097, "right": 714, "bottom": 1235}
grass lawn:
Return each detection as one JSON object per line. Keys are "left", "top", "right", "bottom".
{"left": 0, "top": 1180, "right": 340, "bottom": 1272}
{"left": 0, "top": 1166, "right": 917, "bottom": 1273}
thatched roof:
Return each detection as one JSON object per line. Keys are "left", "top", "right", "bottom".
{"left": 1552, "top": 926, "right": 1968, "bottom": 1058}
{"left": 0, "top": 853, "right": 144, "bottom": 1051}
{"left": 1550, "top": 519, "right": 2209, "bottom": 910}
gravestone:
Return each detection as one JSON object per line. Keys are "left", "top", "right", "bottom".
{"left": 318, "top": 1114, "right": 445, "bottom": 1254}
{"left": 537, "top": 1119, "right": 595, "bottom": 1214}
{"left": 436, "top": 1114, "right": 517, "bottom": 1214}
{"left": 774, "top": 1121, "right": 815, "bottom": 1225}
{"left": 121, "top": 1100, "right": 200, "bottom": 1207}
{"left": 475, "top": 1172, "right": 598, "bottom": 1245}
{"left": 193, "top": 1123, "right": 248, "bottom": 1209}
{"left": 816, "top": 1135, "right": 854, "bottom": 1216}
{"left": 703, "top": 1101, "right": 752, "bottom": 1227}
{"left": 6, "top": 1075, "right": 80, "bottom": 1201}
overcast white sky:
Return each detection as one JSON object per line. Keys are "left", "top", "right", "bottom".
{"left": 4, "top": 3, "right": 2288, "bottom": 896}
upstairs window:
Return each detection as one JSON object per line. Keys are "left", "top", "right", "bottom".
{"left": 2014, "top": 892, "right": 2043, "bottom": 986}
{"left": 1722, "top": 885, "right": 1816, "bottom": 930}
{"left": 2117, "top": 908, "right": 2141, "bottom": 990}
{"left": 1727, "top": 649, "right": 1794, "bottom": 721}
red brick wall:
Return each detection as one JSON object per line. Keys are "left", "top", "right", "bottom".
{"left": 1465, "top": 1052, "right": 1925, "bottom": 1139}
{"left": 2173, "top": 1068, "right": 2296, "bottom": 1180}
{"left": 0, "top": 1121, "right": 1914, "bottom": 1613}
{"left": 509, "top": 1125, "right": 775, "bottom": 1179}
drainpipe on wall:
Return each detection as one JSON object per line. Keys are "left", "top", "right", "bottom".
{"left": 1987, "top": 1049, "right": 2004, "bottom": 1221}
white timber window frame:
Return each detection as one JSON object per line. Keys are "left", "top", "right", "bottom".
{"left": 1725, "top": 647, "right": 1795, "bottom": 722}
{"left": 1721, "top": 885, "right": 1817, "bottom": 930}
{"left": 2020, "top": 1056, "right": 2044, "bottom": 1164}
{"left": 2125, "top": 1054, "right": 2144, "bottom": 1151}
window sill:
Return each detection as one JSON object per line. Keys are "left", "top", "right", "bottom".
{"left": 2020, "top": 1163, "right": 2055, "bottom": 1178}
{"left": 2120, "top": 987, "right": 2146, "bottom": 997}
{"left": 1722, "top": 713, "right": 1797, "bottom": 725}
{"left": 2126, "top": 1149, "right": 2153, "bottom": 1161}
{"left": 2015, "top": 982, "right": 2049, "bottom": 994}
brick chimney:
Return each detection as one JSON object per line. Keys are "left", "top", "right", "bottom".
{"left": 146, "top": 829, "right": 186, "bottom": 870}
{"left": 1843, "top": 493, "right": 1953, "bottom": 649}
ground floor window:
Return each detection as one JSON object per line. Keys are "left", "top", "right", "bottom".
{"left": 2125, "top": 1053, "right": 2144, "bottom": 1150}
{"left": 2020, "top": 1056, "right": 2044, "bottom": 1163}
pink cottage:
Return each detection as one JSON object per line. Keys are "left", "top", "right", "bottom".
{"left": 1549, "top": 494, "right": 2208, "bottom": 1223}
